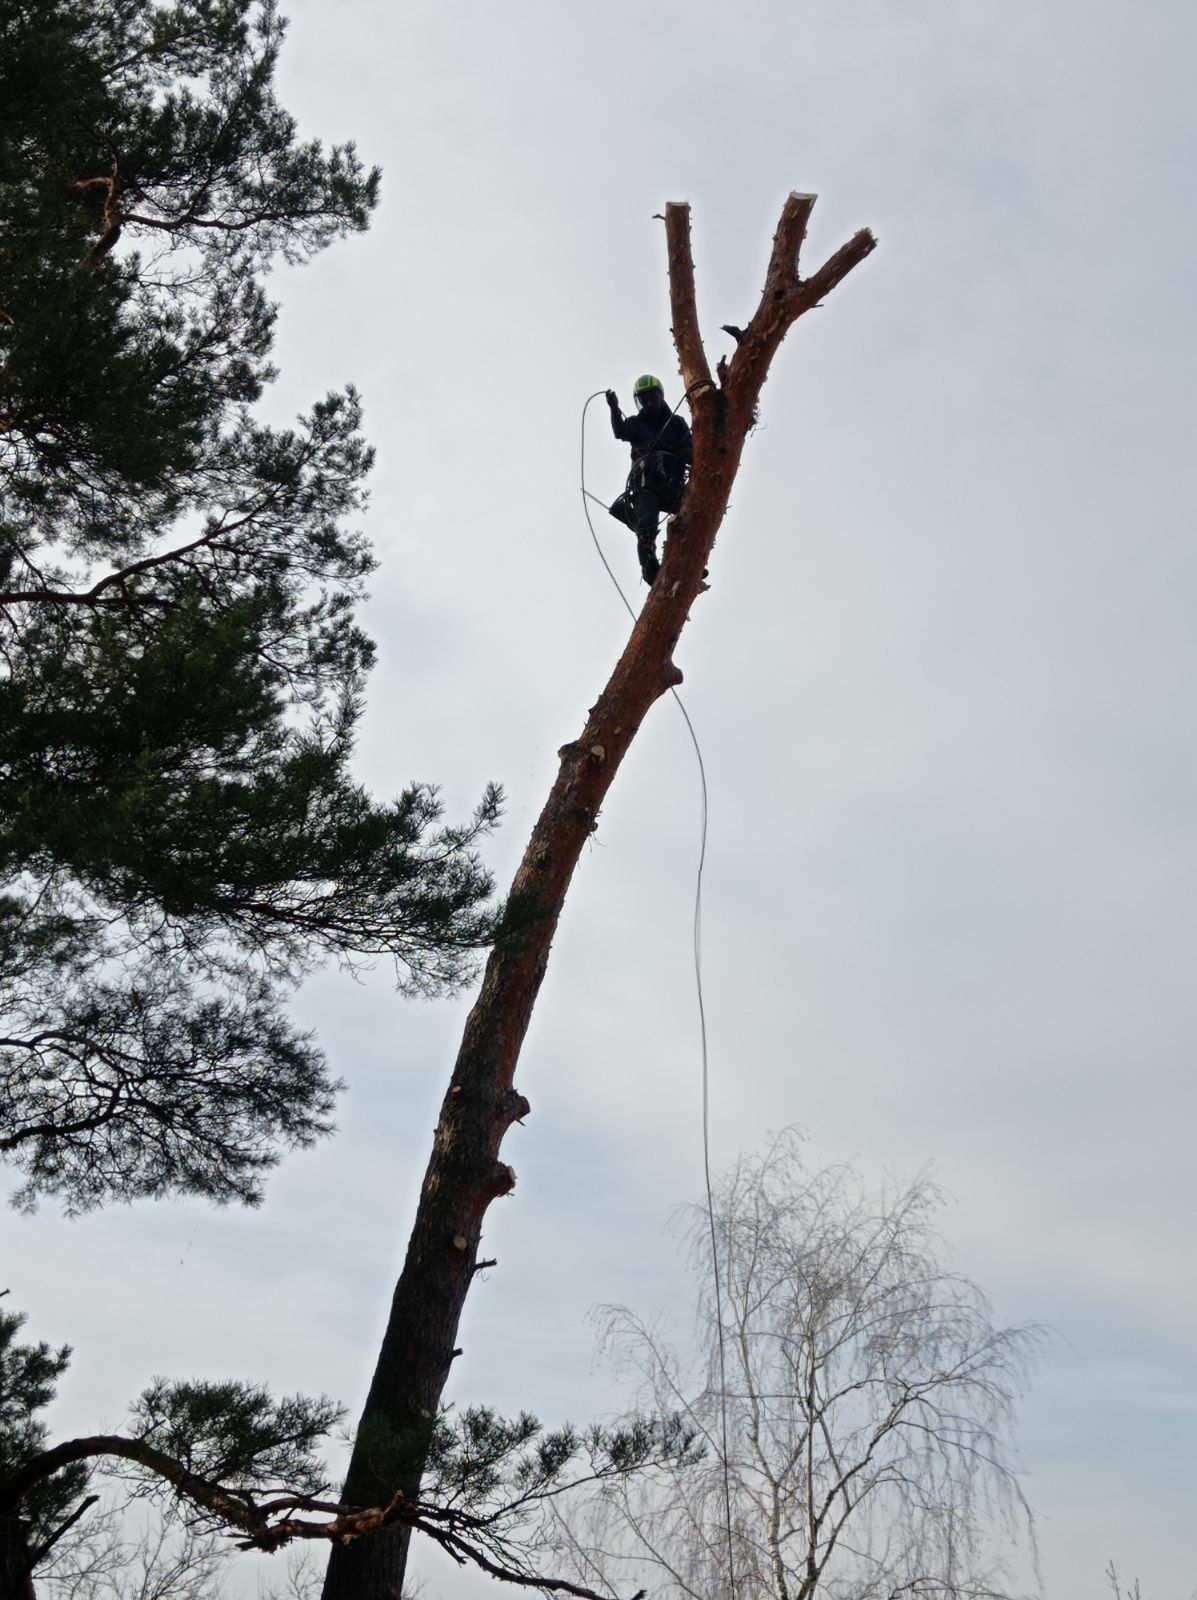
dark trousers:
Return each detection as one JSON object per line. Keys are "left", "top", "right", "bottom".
{"left": 609, "top": 459, "right": 684, "bottom": 583}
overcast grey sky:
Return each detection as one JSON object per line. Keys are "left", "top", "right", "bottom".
{"left": 8, "top": 1, "right": 1197, "bottom": 1595}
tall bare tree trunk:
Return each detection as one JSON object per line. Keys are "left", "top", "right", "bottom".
{"left": 321, "top": 196, "right": 875, "bottom": 1600}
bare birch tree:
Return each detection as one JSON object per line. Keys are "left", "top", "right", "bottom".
{"left": 35, "top": 1508, "right": 228, "bottom": 1600}
{"left": 548, "top": 1130, "right": 1042, "bottom": 1600}
{"left": 37, "top": 1508, "right": 322, "bottom": 1599}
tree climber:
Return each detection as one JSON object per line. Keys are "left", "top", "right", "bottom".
{"left": 606, "top": 375, "right": 692, "bottom": 585}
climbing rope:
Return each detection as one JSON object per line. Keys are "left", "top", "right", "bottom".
{"left": 579, "top": 390, "right": 736, "bottom": 1600}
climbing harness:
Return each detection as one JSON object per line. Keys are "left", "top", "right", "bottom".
{"left": 580, "top": 389, "right": 737, "bottom": 1600}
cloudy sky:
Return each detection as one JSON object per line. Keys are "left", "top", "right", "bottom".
{"left": 9, "top": 1, "right": 1197, "bottom": 1595}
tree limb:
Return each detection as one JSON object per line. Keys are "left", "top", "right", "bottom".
{"left": 23, "top": 1494, "right": 99, "bottom": 1570}
{"left": 418, "top": 1521, "right": 641, "bottom": 1600}
{"left": 663, "top": 203, "right": 713, "bottom": 398}
{"left": 724, "top": 196, "right": 876, "bottom": 433}
{"left": 765, "top": 190, "right": 816, "bottom": 292}
{"left": 0, "top": 497, "right": 283, "bottom": 608}
{"left": 1, "top": 1437, "right": 258, "bottom": 1534}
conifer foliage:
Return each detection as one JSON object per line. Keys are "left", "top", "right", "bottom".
{"left": 0, "top": 1297, "right": 341, "bottom": 1597}
{"left": 0, "top": 0, "right": 500, "bottom": 1213}
{"left": 0, "top": 1306, "right": 88, "bottom": 1573}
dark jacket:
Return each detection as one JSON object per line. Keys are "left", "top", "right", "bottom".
{"left": 609, "top": 405, "right": 693, "bottom": 469}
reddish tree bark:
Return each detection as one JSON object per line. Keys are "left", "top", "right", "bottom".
{"left": 321, "top": 196, "right": 876, "bottom": 1600}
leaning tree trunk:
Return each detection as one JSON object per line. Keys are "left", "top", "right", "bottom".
{"left": 321, "top": 196, "right": 875, "bottom": 1600}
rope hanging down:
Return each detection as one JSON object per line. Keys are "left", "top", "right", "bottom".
{"left": 579, "top": 390, "right": 736, "bottom": 1600}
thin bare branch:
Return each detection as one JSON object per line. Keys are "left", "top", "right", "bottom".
{"left": 791, "top": 228, "right": 880, "bottom": 314}
{"left": 24, "top": 1494, "right": 100, "bottom": 1570}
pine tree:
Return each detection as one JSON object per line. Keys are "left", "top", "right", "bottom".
{"left": 0, "top": 1298, "right": 341, "bottom": 1597}
{"left": 0, "top": 0, "right": 500, "bottom": 1212}
{"left": 0, "top": 1304, "right": 88, "bottom": 1593}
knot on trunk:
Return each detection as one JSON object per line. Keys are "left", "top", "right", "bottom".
{"left": 502, "top": 1088, "right": 531, "bottom": 1126}
{"left": 483, "top": 1162, "right": 517, "bottom": 1201}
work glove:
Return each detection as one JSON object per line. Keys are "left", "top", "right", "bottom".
{"left": 605, "top": 389, "right": 619, "bottom": 410}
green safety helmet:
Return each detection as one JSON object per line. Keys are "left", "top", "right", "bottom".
{"left": 632, "top": 373, "right": 665, "bottom": 408}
